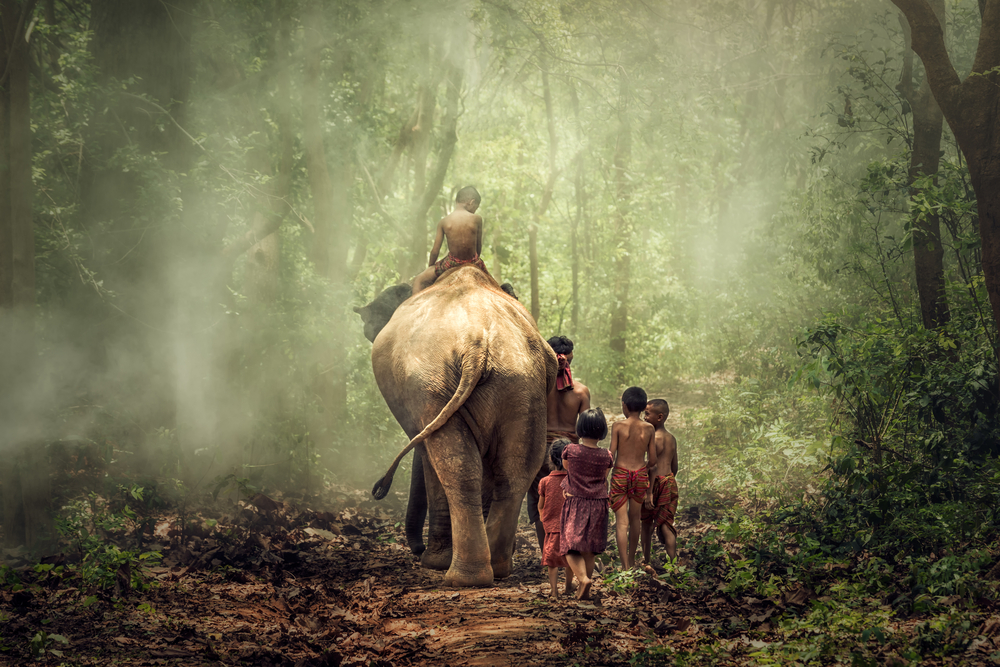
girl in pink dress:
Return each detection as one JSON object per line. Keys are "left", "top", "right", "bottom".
{"left": 537, "top": 439, "right": 576, "bottom": 598}
{"left": 559, "top": 408, "right": 613, "bottom": 600}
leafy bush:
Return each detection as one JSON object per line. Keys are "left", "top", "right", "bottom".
{"left": 794, "top": 312, "right": 1000, "bottom": 557}
{"left": 56, "top": 488, "right": 162, "bottom": 594}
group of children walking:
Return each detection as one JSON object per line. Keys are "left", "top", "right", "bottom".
{"left": 411, "top": 188, "right": 679, "bottom": 601}
{"left": 536, "top": 387, "right": 679, "bottom": 600}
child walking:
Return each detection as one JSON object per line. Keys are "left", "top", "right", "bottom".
{"left": 559, "top": 408, "right": 614, "bottom": 601}
{"left": 537, "top": 439, "right": 576, "bottom": 598}
{"left": 641, "top": 398, "right": 680, "bottom": 564}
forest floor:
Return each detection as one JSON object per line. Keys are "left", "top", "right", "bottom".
{"left": 1, "top": 483, "right": 714, "bottom": 666}
{"left": 3, "top": 483, "right": 1000, "bottom": 666}
{"left": 4, "top": 380, "right": 1000, "bottom": 665}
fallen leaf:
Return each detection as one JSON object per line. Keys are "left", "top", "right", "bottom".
{"left": 302, "top": 528, "right": 337, "bottom": 540}
{"left": 782, "top": 586, "right": 814, "bottom": 607}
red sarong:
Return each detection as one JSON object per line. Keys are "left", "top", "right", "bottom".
{"left": 433, "top": 253, "right": 490, "bottom": 279}
{"left": 641, "top": 473, "right": 678, "bottom": 535}
{"left": 609, "top": 465, "right": 649, "bottom": 512}
{"left": 538, "top": 472, "right": 570, "bottom": 567}
{"left": 543, "top": 532, "right": 569, "bottom": 568}
{"left": 546, "top": 430, "right": 578, "bottom": 446}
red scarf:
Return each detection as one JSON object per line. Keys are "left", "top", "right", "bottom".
{"left": 556, "top": 354, "right": 574, "bottom": 391}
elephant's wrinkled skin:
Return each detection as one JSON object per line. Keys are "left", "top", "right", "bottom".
{"left": 363, "top": 266, "right": 557, "bottom": 587}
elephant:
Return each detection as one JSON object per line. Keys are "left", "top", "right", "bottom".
{"left": 355, "top": 266, "right": 557, "bottom": 587}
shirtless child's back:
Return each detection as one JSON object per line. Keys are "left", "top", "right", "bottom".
{"left": 609, "top": 386, "right": 657, "bottom": 570}
{"left": 525, "top": 335, "right": 591, "bottom": 553}
{"left": 641, "top": 398, "right": 679, "bottom": 564}
{"left": 412, "top": 186, "right": 490, "bottom": 296}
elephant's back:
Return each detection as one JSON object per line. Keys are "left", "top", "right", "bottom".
{"left": 372, "top": 274, "right": 550, "bottom": 395}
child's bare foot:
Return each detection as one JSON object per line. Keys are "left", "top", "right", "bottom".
{"left": 576, "top": 577, "right": 593, "bottom": 600}
{"left": 565, "top": 581, "right": 576, "bottom": 596}
{"left": 549, "top": 590, "right": 560, "bottom": 599}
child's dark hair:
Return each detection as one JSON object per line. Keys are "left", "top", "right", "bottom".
{"left": 550, "top": 438, "right": 570, "bottom": 469}
{"left": 576, "top": 408, "right": 608, "bottom": 441}
{"left": 622, "top": 386, "right": 648, "bottom": 413}
{"left": 547, "top": 335, "right": 574, "bottom": 355}
{"left": 500, "top": 282, "right": 518, "bottom": 300}
{"left": 456, "top": 185, "right": 481, "bottom": 205}
{"left": 646, "top": 398, "right": 670, "bottom": 419}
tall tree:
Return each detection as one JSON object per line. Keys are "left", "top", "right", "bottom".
{"left": 896, "top": 1, "right": 950, "bottom": 329}
{"left": 0, "top": 0, "right": 44, "bottom": 548}
{"left": 890, "top": 0, "right": 1000, "bottom": 343}
{"left": 609, "top": 70, "right": 632, "bottom": 371}
{"left": 0, "top": 0, "right": 33, "bottom": 310}
{"left": 530, "top": 51, "right": 559, "bottom": 323}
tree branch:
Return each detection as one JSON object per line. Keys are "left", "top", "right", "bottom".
{"left": 973, "top": 0, "right": 1000, "bottom": 73}
{"left": 890, "top": 0, "right": 962, "bottom": 115}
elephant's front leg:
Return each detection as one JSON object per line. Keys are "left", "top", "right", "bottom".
{"left": 405, "top": 448, "right": 428, "bottom": 556}
{"left": 419, "top": 451, "right": 453, "bottom": 571}
{"left": 424, "top": 429, "right": 493, "bottom": 587}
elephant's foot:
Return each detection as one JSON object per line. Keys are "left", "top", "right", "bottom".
{"left": 491, "top": 555, "right": 513, "bottom": 579}
{"left": 443, "top": 564, "right": 494, "bottom": 588}
{"left": 420, "top": 548, "right": 452, "bottom": 571}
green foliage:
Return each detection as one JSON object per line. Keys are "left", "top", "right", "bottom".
{"left": 792, "top": 309, "right": 1000, "bottom": 557}
{"left": 658, "top": 559, "right": 699, "bottom": 592}
{"left": 28, "top": 631, "right": 69, "bottom": 660}
{"left": 56, "top": 490, "right": 163, "bottom": 593}
{"left": 601, "top": 567, "right": 643, "bottom": 595}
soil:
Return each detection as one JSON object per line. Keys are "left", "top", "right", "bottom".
{"left": 0, "top": 485, "right": 728, "bottom": 666}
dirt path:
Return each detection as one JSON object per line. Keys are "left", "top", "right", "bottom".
{"left": 0, "top": 487, "right": 722, "bottom": 666}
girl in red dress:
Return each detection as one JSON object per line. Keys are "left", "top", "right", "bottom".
{"left": 537, "top": 439, "right": 576, "bottom": 598}
{"left": 559, "top": 408, "right": 613, "bottom": 600}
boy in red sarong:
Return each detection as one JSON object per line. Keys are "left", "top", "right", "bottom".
{"left": 609, "top": 386, "right": 657, "bottom": 570}
{"left": 641, "top": 398, "right": 679, "bottom": 564}
{"left": 537, "top": 439, "right": 576, "bottom": 598}
{"left": 411, "top": 186, "right": 491, "bottom": 296}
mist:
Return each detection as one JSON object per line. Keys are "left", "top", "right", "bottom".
{"left": 1, "top": 0, "right": 989, "bottom": 526}
{"left": 4, "top": 0, "right": 1000, "bottom": 661}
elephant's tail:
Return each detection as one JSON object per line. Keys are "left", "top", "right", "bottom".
{"left": 372, "top": 344, "right": 485, "bottom": 500}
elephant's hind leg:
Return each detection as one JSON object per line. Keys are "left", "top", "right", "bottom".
{"left": 487, "top": 422, "right": 547, "bottom": 579}
{"left": 423, "top": 427, "right": 494, "bottom": 587}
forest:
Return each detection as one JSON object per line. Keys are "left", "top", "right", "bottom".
{"left": 2, "top": 0, "right": 1000, "bottom": 664}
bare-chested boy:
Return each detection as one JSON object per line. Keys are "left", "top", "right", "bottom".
{"left": 412, "top": 186, "right": 490, "bottom": 296}
{"left": 609, "top": 386, "right": 657, "bottom": 570}
{"left": 527, "top": 335, "right": 591, "bottom": 553}
{"left": 641, "top": 398, "right": 679, "bottom": 564}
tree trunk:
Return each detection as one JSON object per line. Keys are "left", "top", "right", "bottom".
{"left": 300, "top": 1, "right": 354, "bottom": 457}
{"left": 407, "top": 62, "right": 464, "bottom": 277}
{"left": 569, "top": 83, "right": 585, "bottom": 335}
{"left": 302, "top": 2, "right": 339, "bottom": 282}
{"left": 243, "top": 20, "right": 293, "bottom": 305}
{"left": 571, "top": 154, "right": 582, "bottom": 334}
{"left": 529, "top": 225, "right": 539, "bottom": 320}
{"left": 531, "top": 55, "right": 559, "bottom": 325}
{"left": 898, "top": 4, "right": 949, "bottom": 329}
{"left": 609, "top": 74, "right": 632, "bottom": 371}
{"left": 0, "top": 0, "right": 48, "bottom": 548}
{"left": 891, "top": 0, "right": 1000, "bottom": 389}
{"left": 2, "top": 0, "right": 33, "bottom": 309}
{"left": 407, "top": 40, "right": 438, "bottom": 279}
